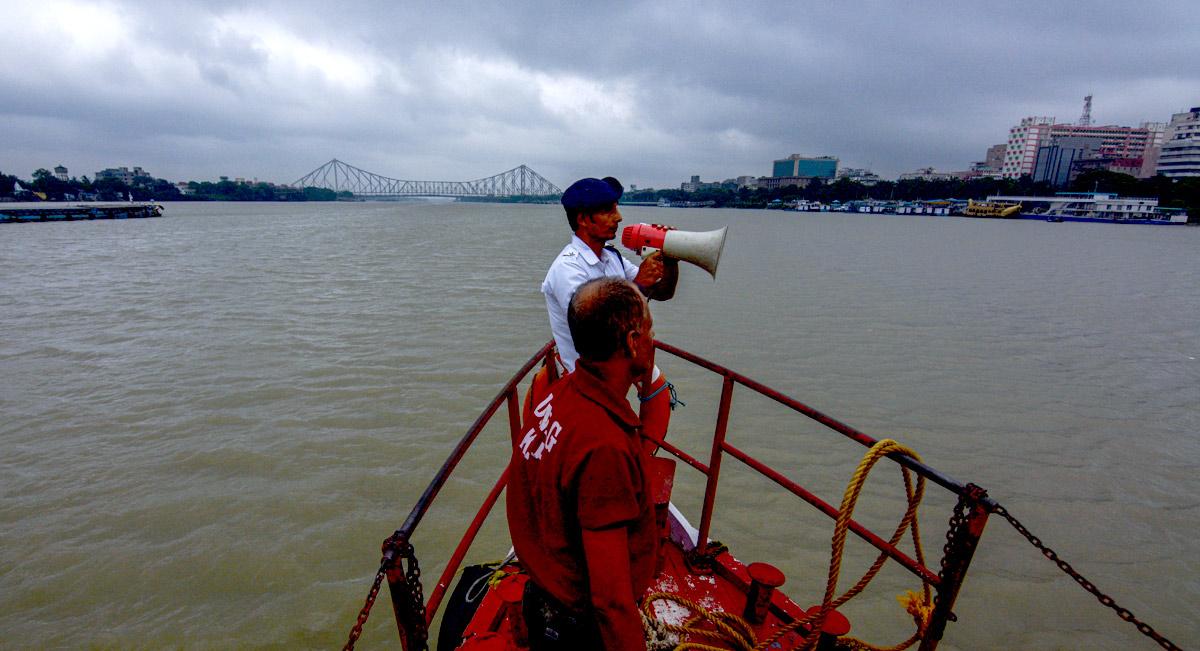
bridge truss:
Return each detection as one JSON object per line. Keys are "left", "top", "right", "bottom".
{"left": 292, "top": 159, "right": 562, "bottom": 197}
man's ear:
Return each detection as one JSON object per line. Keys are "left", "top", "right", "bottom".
{"left": 624, "top": 329, "right": 639, "bottom": 359}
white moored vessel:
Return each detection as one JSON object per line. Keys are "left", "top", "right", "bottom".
{"left": 987, "top": 192, "right": 1188, "bottom": 224}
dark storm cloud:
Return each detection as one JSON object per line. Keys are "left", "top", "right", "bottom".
{"left": 2, "top": 0, "right": 1197, "bottom": 187}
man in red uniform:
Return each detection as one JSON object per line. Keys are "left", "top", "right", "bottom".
{"left": 507, "top": 277, "right": 658, "bottom": 650}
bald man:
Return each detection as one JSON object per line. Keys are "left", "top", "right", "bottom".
{"left": 508, "top": 278, "right": 658, "bottom": 651}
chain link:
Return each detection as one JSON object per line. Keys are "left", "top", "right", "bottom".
{"left": 994, "top": 503, "right": 1183, "bottom": 651}
{"left": 342, "top": 536, "right": 430, "bottom": 651}
{"left": 934, "top": 484, "right": 979, "bottom": 620}
{"left": 403, "top": 542, "right": 430, "bottom": 650}
{"left": 343, "top": 565, "right": 388, "bottom": 651}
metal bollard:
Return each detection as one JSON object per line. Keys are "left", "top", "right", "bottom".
{"left": 805, "top": 606, "right": 851, "bottom": 651}
{"left": 743, "top": 562, "right": 786, "bottom": 624}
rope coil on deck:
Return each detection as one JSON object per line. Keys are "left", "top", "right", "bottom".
{"left": 642, "top": 592, "right": 758, "bottom": 651}
{"left": 644, "top": 439, "right": 933, "bottom": 651}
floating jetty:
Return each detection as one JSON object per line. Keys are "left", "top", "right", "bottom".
{"left": 0, "top": 203, "right": 163, "bottom": 224}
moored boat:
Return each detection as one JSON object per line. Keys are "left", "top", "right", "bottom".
{"left": 962, "top": 199, "right": 1021, "bottom": 218}
{"left": 0, "top": 202, "right": 164, "bottom": 224}
{"left": 986, "top": 192, "right": 1188, "bottom": 225}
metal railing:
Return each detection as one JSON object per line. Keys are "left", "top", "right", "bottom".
{"left": 382, "top": 340, "right": 994, "bottom": 650}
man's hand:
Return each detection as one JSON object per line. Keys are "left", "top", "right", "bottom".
{"left": 634, "top": 251, "right": 665, "bottom": 290}
{"left": 634, "top": 252, "right": 679, "bottom": 301}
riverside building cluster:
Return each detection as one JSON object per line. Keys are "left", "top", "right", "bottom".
{"left": 988, "top": 98, "right": 1200, "bottom": 185}
{"left": 679, "top": 154, "right": 845, "bottom": 192}
{"left": 674, "top": 98, "right": 1200, "bottom": 193}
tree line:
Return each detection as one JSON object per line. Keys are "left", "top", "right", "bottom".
{"left": 624, "top": 171, "right": 1200, "bottom": 219}
{"left": 5, "top": 166, "right": 1197, "bottom": 218}
{"left": 0, "top": 168, "right": 346, "bottom": 202}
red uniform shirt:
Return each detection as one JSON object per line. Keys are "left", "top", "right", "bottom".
{"left": 505, "top": 363, "right": 658, "bottom": 612}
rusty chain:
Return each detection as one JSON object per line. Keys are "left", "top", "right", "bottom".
{"left": 933, "top": 483, "right": 984, "bottom": 620}
{"left": 993, "top": 503, "right": 1183, "bottom": 651}
{"left": 403, "top": 541, "right": 430, "bottom": 651}
{"left": 343, "top": 536, "right": 429, "bottom": 651}
{"left": 343, "top": 563, "right": 388, "bottom": 651}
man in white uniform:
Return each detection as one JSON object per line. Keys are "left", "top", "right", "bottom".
{"left": 539, "top": 176, "right": 679, "bottom": 445}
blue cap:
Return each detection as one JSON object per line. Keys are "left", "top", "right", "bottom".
{"left": 561, "top": 177, "right": 623, "bottom": 211}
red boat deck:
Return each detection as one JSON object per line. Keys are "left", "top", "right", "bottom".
{"left": 452, "top": 507, "right": 849, "bottom": 651}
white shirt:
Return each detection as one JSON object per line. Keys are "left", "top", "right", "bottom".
{"left": 542, "top": 235, "right": 640, "bottom": 372}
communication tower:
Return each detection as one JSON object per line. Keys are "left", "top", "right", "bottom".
{"left": 1078, "top": 94, "right": 1093, "bottom": 127}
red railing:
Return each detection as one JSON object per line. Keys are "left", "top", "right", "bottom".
{"left": 384, "top": 340, "right": 994, "bottom": 650}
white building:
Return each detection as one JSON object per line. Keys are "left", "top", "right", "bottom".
{"left": 836, "top": 168, "right": 882, "bottom": 185}
{"left": 54, "top": 165, "right": 68, "bottom": 181}
{"left": 1001, "top": 117, "right": 1056, "bottom": 178}
{"left": 898, "top": 167, "right": 956, "bottom": 182}
{"left": 1155, "top": 107, "right": 1200, "bottom": 178}
{"left": 95, "top": 166, "right": 149, "bottom": 185}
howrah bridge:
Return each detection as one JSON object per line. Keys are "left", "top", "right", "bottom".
{"left": 293, "top": 159, "right": 562, "bottom": 198}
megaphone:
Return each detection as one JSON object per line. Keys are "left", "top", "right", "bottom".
{"left": 621, "top": 223, "right": 728, "bottom": 279}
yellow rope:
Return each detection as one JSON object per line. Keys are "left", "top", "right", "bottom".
{"left": 758, "top": 438, "right": 931, "bottom": 651}
{"left": 643, "top": 592, "right": 760, "bottom": 651}
{"left": 642, "top": 439, "right": 935, "bottom": 651}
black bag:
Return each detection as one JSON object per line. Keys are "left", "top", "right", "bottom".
{"left": 436, "top": 563, "right": 499, "bottom": 651}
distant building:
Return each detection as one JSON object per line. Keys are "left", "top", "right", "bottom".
{"left": 1032, "top": 130, "right": 1161, "bottom": 185}
{"left": 54, "top": 165, "right": 68, "bottom": 181}
{"left": 772, "top": 154, "right": 837, "bottom": 180}
{"left": 898, "top": 167, "right": 956, "bottom": 182}
{"left": 1001, "top": 116, "right": 1157, "bottom": 179}
{"left": 753, "top": 176, "right": 808, "bottom": 190}
{"left": 1072, "top": 156, "right": 1144, "bottom": 179}
{"left": 965, "top": 161, "right": 1003, "bottom": 178}
{"left": 728, "top": 175, "right": 758, "bottom": 190}
{"left": 175, "top": 182, "right": 195, "bottom": 196}
{"left": 961, "top": 145, "right": 1005, "bottom": 180}
{"left": 95, "top": 166, "right": 149, "bottom": 185}
{"left": 1140, "top": 146, "right": 1162, "bottom": 178}
{"left": 985, "top": 144, "right": 1007, "bottom": 172}
{"left": 681, "top": 175, "right": 724, "bottom": 192}
{"left": 1155, "top": 107, "right": 1200, "bottom": 178}
{"left": 1144, "top": 121, "right": 1168, "bottom": 148}
{"left": 1137, "top": 121, "right": 1168, "bottom": 178}
{"left": 1033, "top": 137, "right": 1099, "bottom": 186}
{"left": 1001, "top": 117, "right": 1056, "bottom": 179}
{"left": 836, "top": 168, "right": 881, "bottom": 185}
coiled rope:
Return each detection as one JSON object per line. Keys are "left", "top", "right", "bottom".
{"left": 644, "top": 439, "right": 933, "bottom": 651}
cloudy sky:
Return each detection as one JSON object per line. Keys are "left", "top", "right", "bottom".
{"left": 2, "top": 0, "right": 1197, "bottom": 188}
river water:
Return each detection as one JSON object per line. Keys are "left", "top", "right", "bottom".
{"left": 1, "top": 201, "right": 1197, "bottom": 649}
